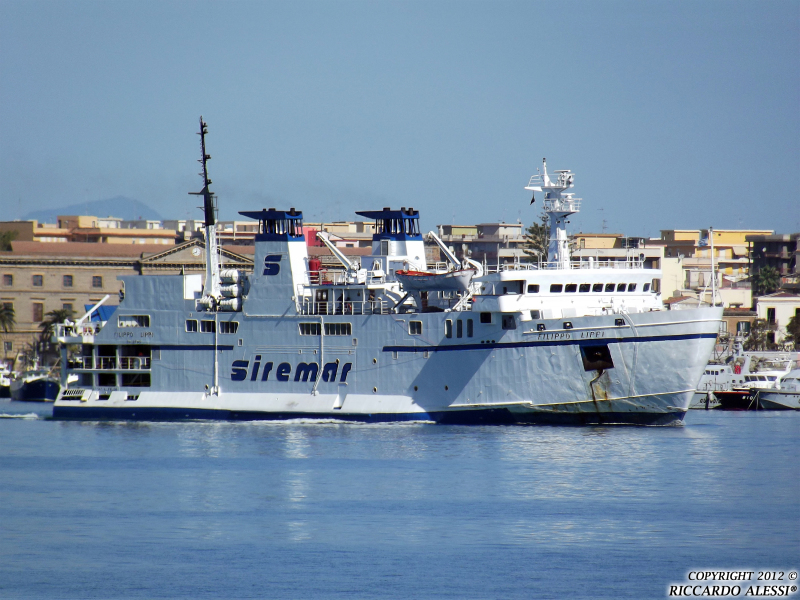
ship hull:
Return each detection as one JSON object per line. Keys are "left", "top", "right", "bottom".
{"left": 54, "top": 306, "right": 720, "bottom": 425}
{"left": 11, "top": 378, "right": 60, "bottom": 402}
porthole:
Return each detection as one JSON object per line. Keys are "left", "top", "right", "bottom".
{"left": 414, "top": 386, "right": 418, "bottom": 391}
{"left": 444, "top": 385, "right": 448, "bottom": 391}
{"left": 372, "top": 358, "right": 377, "bottom": 364}
{"left": 373, "top": 387, "right": 377, "bottom": 393}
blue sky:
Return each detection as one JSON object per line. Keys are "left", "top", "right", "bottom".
{"left": 1, "top": 0, "right": 798, "bottom": 237}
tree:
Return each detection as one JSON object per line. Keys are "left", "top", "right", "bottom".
{"left": 743, "top": 318, "right": 778, "bottom": 352}
{"left": 0, "top": 303, "right": 14, "bottom": 334}
{"left": 522, "top": 210, "right": 548, "bottom": 263}
{"left": 784, "top": 314, "right": 800, "bottom": 350}
{"left": 38, "top": 308, "right": 73, "bottom": 366}
{"left": 755, "top": 265, "right": 780, "bottom": 296}
{"left": 0, "top": 303, "right": 14, "bottom": 366}
{"left": 0, "top": 230, "right": 18, "bottom": 251}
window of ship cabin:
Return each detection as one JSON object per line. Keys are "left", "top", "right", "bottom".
{"left": 501, "top": 315, "right": 516, "bottom": 330}
{"left": 605, "top": 284, "right": 615, "bottom": 292}
{"left": 643, "top": 283, "right": 650, "bottom": 292}
{"left": 502, "top": 281, "right": 524, "bottom": 295}
{"left": 98, "top": 373, "right": 116, "bottom": 387}
{"left": 579, "top": 284, "right": 591, "bottom": 293}
{"left": 325, "top": 323, "right": 352, "bottom": 336}
{"left": 445, "top": 320, "right": 453, "bottom": 338}
{"left": 480, "top": 312, "right": 491, "bottom": 324}
{"left": 32, "top": 274, "right": 43, "bottom": 287}
{"left": 550, "top": 284, "right": 563, "bottom": 293}
{"left": 119, "top": 315, "right": 150, "bottom": 328}
{"left": 299, "top": 323, "right": 321, "bottom": 336}
{"left": 457, "top": 320, "right": 463, "bottom": 338}
{"left": 651, "top": 278, "right": 660, "bottom": 293}
{"left": 767, "top": 376, "right": 777, "bottom": 381}
{"left": 186, "top": 319, "right": 198, "bottom": 332}
{"left": 467, "top": 319, "right": 473, "bottom": 337}
{"left": 527, "top": 284, "right": 539, "bottom": 293}
{"left": 563, "top": 321, "right": 573, "bottom": 329}
{"left": 92, "top": 276, "right": 103, "bottom": 288}
{"left": 63, "top": 275, "right": 73, "bottom": 288}
{"left": 200, "top": 320, "right": 216, "bottom": 333}
{"left": 219, "top": 322, "right": 239, "bottom": 334}
{"left": 2, "top": 274, "right": 11, "bottom": 286}
{"left": 537, "top": 323, "right": 546, "bottom": 331}
{"left": 592, "top": 284, "right": 603, "bottom": 292}
{"left": 380, "top": 240, "right": 389, "bottom": 255}
{"left": 409, "top": 321, "right": 422, "bottom": 335}
{"left": 616, "top": 283, "right": 626, "bottom": 292}
{"left": 565, "top": 284, "right": 577, "bottom": 293}
{"left": 122, "top": 373, "right": 151, "bottom": 387}
{"left": 628, "top": 283, "right": 637, "bottom": 292}
{"left": 530, "top": 310, "right": 541, "bottom": 320}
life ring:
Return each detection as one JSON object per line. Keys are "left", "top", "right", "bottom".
{"left": 344, "top": 302, "right": 353, "bottom": 315}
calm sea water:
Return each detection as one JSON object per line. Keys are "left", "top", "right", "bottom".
{"left": 0, "top": 399, "right": 797, "bottom": 600}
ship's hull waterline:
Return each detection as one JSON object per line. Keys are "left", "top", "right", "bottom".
{"left": 54, "top": 307, "right": 720, "bottom": 425}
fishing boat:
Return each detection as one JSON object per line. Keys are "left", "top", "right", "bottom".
{"left": 51, "top": 119, "right": 721, "bottom": 425}
{"left": 11, "top": 368, "right": 60, "bottom": 402}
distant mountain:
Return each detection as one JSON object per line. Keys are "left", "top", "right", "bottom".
{"left": 23, "top": 196, "right": 163, "bottom": 223}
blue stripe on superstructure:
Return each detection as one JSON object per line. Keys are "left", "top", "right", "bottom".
{"left": 52, "top": 405, "right": 685, "bottom": 426}
{"left": 382, "top": 332, "right": 717, "bottom": 353}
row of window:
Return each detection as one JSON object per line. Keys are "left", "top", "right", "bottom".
{"left": 445, "top": 319, "right": 474, "bottom": 338}
{"left": 185, "top": 319, "right": 239, "bottom": 334}
{"left": 2, "top": 274, "right": 103, "bottom": 288}
{"left": 298, "top": 323, "right": 353, "bottom": 336}
{"left": 539, "top": 282, "right": 648, "bottom": 294}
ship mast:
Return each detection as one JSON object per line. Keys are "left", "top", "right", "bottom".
{"left": 525, "top": 158, "right": 581, "bottom": 269}
{"left": 189, "top": 116, "right": 221, "bottom": 306}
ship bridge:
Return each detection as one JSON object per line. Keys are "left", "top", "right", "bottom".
{"left": 239, "top": 208, "right": 305, "bottom": 242}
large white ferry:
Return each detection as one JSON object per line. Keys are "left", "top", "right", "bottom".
{"left": 52, "top": 119, "right": 721, "bottom": 425}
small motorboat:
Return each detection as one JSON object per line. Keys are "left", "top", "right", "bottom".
{"left": 758, "top": 370, "right": 800, "bottom": 410}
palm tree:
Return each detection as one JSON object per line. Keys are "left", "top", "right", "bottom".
{"left": 0, "top": 303, "right": 14, "bottom": 334}
{"left": 755, "top": 265, "right": 781, "bottom": 296}
{"left": 38, "top": 308, "right": 73, "bottom": 366}
{"left": 0, "top": 303, "right": 14, "bottom": 367}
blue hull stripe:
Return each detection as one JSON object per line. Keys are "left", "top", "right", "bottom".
{"left": 383, "top": 332, "right": 717, "bottom": 353}
{"left": 52, "top": 405, "right": 685, "bottom": 426}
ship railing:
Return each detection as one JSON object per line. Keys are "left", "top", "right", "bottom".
{"left": 119, "top": 357, "right": 151, "bottom": 370}
{"left": 300, "top": 298, "right": 389, "bottom": 316}
{"left": 66, "top": 357, "right": 151, "bottom": 371}
{"left": 483, "top": 259, "right": 645, "bottom": 274}
{"left": 543, "top": 198, "right": 582, "bottom": 213}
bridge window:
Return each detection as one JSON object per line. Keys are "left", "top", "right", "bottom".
{"left": 627, "top": 283, "right": 637, "bottom": 292}
{"left": 119, "top": 315, "right": 150, "bottom": 328}
{"left": 616, "top": 283, "right": 626, "bottom": 292}
{"left": 200, "top": 320, "right": 215, "bottom": 333}
{"left": 579, "top": 284, "right": 591, "bottom": 293}
{"left": 219, "top": 322, "right": 239, "bottom": 334}
{"left": 605, "top": 284, "right": 615, "bottom": 292}
{"left": 565, "top": 284, "right": 577, "bottom": 293}
{"left": 527, "top": 284, "right": 540, "bottom": 293}
{"left": 592, "top": 284, "right": 603, "bottom": 292}
{"left": 550, "top": 284, "right": 563, "bottom": 293}
{"left": 325, "top": 323, "right": 351, "bottom": 336}
{"left": 643, "top": 283, "right": 650, "bottom": 292}
{"left": 299, "top": 323, "right": 321, "bottom": 336}
{"left": 185, "top": 319, "right": 198, "bottom": 332}
{"left": 409, "top": 321, "right": 422, "bottom": 335}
